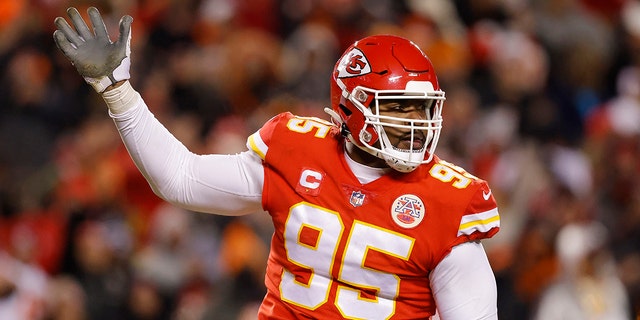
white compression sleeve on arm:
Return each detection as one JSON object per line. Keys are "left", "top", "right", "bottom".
{"left": 103, "top": 82, "right": 264, "bottom": 215}
{"left": 102, "top": 81, "right": 138, "bottom": 114}
{"left": 430, "top": 241, "right": 498, "bottom": 320}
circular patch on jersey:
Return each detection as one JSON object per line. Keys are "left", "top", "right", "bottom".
{"left": 391, "top": 194, "right": 425, "bottom": 229}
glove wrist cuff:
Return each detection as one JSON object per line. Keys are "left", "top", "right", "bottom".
{"left": 84, "top": 75, "right": 113, "bottom": 93}
{"left": 85, "top": 56, "right": 132, "bottom": 93}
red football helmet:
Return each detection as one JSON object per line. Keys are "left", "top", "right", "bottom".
{"left": 326, "top": 34, "right": 445, "bottom": 172}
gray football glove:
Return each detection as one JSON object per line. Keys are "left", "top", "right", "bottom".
{"left": 53, "top": 7, "right": 133, "bottom": 93}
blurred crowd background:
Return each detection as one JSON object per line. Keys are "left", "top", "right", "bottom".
{"left": 0, "top": 0, "right": 639, "bottom": 319}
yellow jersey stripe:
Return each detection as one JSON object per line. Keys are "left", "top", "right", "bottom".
{"left": 247, "top": 132, "right": 268, "bottom": 160}
{"left": 458, "top": 208, "right": 500, "bottom": 236}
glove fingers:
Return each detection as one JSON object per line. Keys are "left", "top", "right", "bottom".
{"left": 54, "top": 16, "right": 84, "bottom": 47}
{"left": 67, "top": 7, "right": 94, "bottom": 41}
{"left": 88, "top": 7, "right": 109, "bottom": 41}
{"left": 117, "top": 15, "right": 133, "bottom": 52}
{"left": 53, "top": 30, "right": 78, "bottom": 60}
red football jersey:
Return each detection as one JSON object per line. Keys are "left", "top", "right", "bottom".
{"left": 247, "top": 112, "right": 500, "bottom": 319}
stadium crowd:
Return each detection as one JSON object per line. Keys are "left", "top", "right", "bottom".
{"left": 0, "top": 0, "right": 639, "bottom": 319}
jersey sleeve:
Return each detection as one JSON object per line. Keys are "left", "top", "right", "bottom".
{"left": 246, "top": 112, "right": 292, "bottom": 160}
{"left": 457, "top": 181, "right": 500, "bottom": 241}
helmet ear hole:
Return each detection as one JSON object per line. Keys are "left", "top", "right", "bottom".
{"left": 339, "top": 104, "right": 352, "bottom": 116}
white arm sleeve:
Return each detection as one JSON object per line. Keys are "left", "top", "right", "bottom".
{"left": 430, "top": 241, "right": 498, "bottom": 320}
{"left": 102, "top": 81, "right": 264, "bottom": 215}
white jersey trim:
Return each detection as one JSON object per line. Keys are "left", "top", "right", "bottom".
{"left": 458, "top": 208, "right": 500, "bottom": 237}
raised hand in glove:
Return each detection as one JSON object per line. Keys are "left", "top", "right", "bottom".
{"left": 53, "top": 7, "right": 133, "bottom": 93}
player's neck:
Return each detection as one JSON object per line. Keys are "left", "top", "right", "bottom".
{"left": 344, "top": 142, "right": 389, "bottom": 184}
{"left": 345, "top": 141, "right": 387, "bottom": 168}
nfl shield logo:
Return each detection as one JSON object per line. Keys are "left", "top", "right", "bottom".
{"left": 349, "top": 191, "right": 365, "bottom": 207}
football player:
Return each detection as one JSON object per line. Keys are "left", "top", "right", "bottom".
{"left": 54, "top": 7, "right": 500, "bottom": 319}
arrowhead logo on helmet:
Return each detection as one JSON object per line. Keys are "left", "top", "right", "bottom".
{"left": 336, "top": 48, "right": 371, "bottom": 78}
